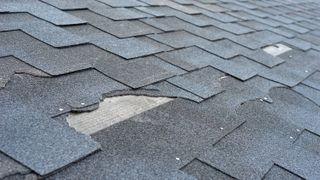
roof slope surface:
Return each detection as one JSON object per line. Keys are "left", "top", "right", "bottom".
{"left": 1, "top": 0, "right": 320, "bottom": 179}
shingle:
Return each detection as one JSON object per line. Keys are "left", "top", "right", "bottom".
{"left": 294, "top": 84, "right": 320, "bottom": 106}
{"left": 244, "top": 49, "right": 285, "bottom": 67}
{"left": 156, "top": 46, "right": 223, "bottom": 71}
{"left": 238, "top": 20, "right": 271, "bottom": 31}
{"left": 148, "top": 31, "right": 209, "bottom": 48}
{"left": 0, "top": 0, "right": 86, "bottom": 25}
{"left": 167, "top": 67, "right": 225, "bottom": 98}
{"left": 0, "top": 13, "right": 88, "bottom": 47}
{"left": 282, "top": 24, "right": 310, "bottom": 34}
{"left": 211, "top": 56, "right": 264, "bottom": 81}
{"left": 41, "top": 0, "right": 93, "bottom": 10}
{"left": 302, "top": 71, "right": 320, "bottom": 90}
{"left": 199, "top": 91, "right": 301, "bottom": 179}
{"left": 98, "top": 0, "right": 146, "bottom": 7}
{"left": 144, "top": 81, "right": 204, "bottom": 102}
{"left": 96, "top": 56, "right": 185, "bottom": 88}
{"left": 0, "top": 152, "right": 31, "bottom": 179}
{"left": 139, "top": 0, "right": 200, "bottom": 14}
{"left": 136, "top": 6, "right": 211, "bottom": 26}
{"left": 65, "top": 25, "right": 171, "bottom": 59}
{"left": 181, "top": 159, "right": 236, "bottom": 180}
{"left": 268, "top": 27, "right": 296, "bottom": 38}
{"left": 294, "top": 130, "right": 320, "bottom": 155}
{"left": 94, "top": 7, "right": 150, "bottom": 20}
{"left": 298, "top": 33, "right": 320, "bottom": 46}
{"left": 263, "top": 165, "right": 304, "bottom": 180}
{"left": 283, "top": 38, "right": 312, "bottom": 51}
{"left": 69, "top": 10, "right": 160, "bottom": 38}
{"left": 47, "top": 98, "right": 244, "bottom": 179}
{"left": 0, "top": 69, "right": 129, "bottom": 175}
{"left": 0, "top": 56, "right": 49, "bottom": 88}
{"left": 198, "top": 39, "right": 250, "bottom": 59}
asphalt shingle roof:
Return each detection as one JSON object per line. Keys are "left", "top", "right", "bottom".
{"left": 1, "top": 0, "right": 320, "bottom": 179}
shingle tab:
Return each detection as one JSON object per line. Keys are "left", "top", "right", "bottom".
{"left": 199, "top": 39, "right": 250, "bottom": 59}
{"left": 96, "top": 56, "right": 185, "bottom": 88}
{"left": 168, "top": 67, "right": 225, "bottom": 98}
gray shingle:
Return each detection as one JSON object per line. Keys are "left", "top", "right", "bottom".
{"left": 156, "top": 46, "right": 223, "bottom": 71}
{"left": 294, "top": 84, "right": 320, "bottom": 106}
{"left": 47, "top": 98, "right": 244, "bottom": 179}
{"left": 302, "top": 71, "right": 320, "bottom": 90}
{"left": 199, "top": 39, "right": 250, "bottom": 59}
{"left": 0, "top": 13, "right": 88, "bottom": 47}
{"left": 69, "top": 10, "right": 160, "bottom": 38}
{"left": 0, "top": 56, "right": 49, "bottom": 88}
{"left": 94, "top": 7, "right": 150, "bottom": 20}
{"left": 98, "top": 0, "right": 146, "bottom": 7}
{"left": 0, "top": 69, "right": 129, "bottom": 175}
{"left": 0, "top": 0, "right": 86, "bottom": 25}
{"left": 244, "top": 49, "right": 285, "bottom": 67}
{"left": 148, "top": 31, "right": 209, "bottom": 48}
{"left": 0, "top": 31, "right": 123, "bottom": 75}
{"left": 181, "top": 159, "right": 236, "bottom": 180}
{"left": 263, "top": 165, "right": 304, "bottom": 180}
{"left": 167, "top": 67, "right": 225, "bottom": 98}
{"left": 65, "top": 25, "right": 171, "bottom": 59}
{"left": 96, "top": 56, "right": 185, "bottom": 88}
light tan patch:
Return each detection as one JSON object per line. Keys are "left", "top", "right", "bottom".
{"left": 67, "top": 95, "right": 173, "bottom": 135}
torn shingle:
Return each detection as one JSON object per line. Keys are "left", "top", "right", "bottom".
{"left": 167, "top": 67, "right": 225, "bottom": 98}
{"left": 0, "top": 56, "right": 49, "bottom": 88}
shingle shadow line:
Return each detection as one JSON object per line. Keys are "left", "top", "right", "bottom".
{"left": 261, "top": 163, "right": 306, "bottom": 180}
{"left": 179, "top": 158, "right": 238, "bottom": 179}
{"left": 212, "top": 121, "right": 247, "bottom": 147}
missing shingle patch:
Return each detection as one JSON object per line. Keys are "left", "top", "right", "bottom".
{"left": 263, "top": 44, "right": 292, "bottom": 56}
{"left": 67, "top": 95, "right": 173, "bottom": 135}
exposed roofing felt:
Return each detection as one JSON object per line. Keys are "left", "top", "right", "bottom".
{"left": 1, "top": 0, "right": 320, "bottom": 179}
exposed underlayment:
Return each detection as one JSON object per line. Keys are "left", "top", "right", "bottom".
{"left": 1, "top": 0, "right": 320, "bottom": 179}
{"left": 67, "top": 95, "right": 173, "bottom": 135}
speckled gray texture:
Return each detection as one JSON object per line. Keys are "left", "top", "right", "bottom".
{"left": 0, "top": 0, "right": 85, "bottom": 25}
{"left": 244, "top": 49, "right": 285, "bottom": 67}
{"left": 168, "top": 67, "right": 225, "bottom": 98}
{"left": 294, "top": 84, "right": 320, "bottom": 106}
{"left": 259, "top": 50, "right": 319, "bottom": 87}
{"left": 96, "top": 56, "right": 185, "bottom": 88}
{"left": 148, "top": 31, "right": 209, "bottom": 49}
{"left": 0, "top": 153, "right": 31, "bottom": 179}
{"left": 98, "top": 0, "right": 146, "bottom": 7}
{"left": 263, "top": 165, "right": 304, "bottom": 180}
{"left": 0, "top": 56, "right": 49, "bottom": 88}
{"left": 181, "top": 159, "right": 236, "bottom": 180}
{"left": 302, "top": 71, "right": 320, "bottom": 90}
{"left": 0, "top": 69, "right": 128, "bottom": 175}
{"left": 65, "top": 25, "right": 171, "bottom": 59}
{"left": 0, "top": 13, "right": 87, "bottom": 47}
{"left": 0, "top": 31, "right": 123, "bottom": 75}
{"left": 198, "top": 39, "right": 250, "bottom": 59}
{"left": 69, "top": 10, "right": 160, "bottom": 38}
{"left": 47, "top": 98, "right": 244, "bottom": 179}
{"left": 2, "top": 0, "right": 320, "bottom": 178}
